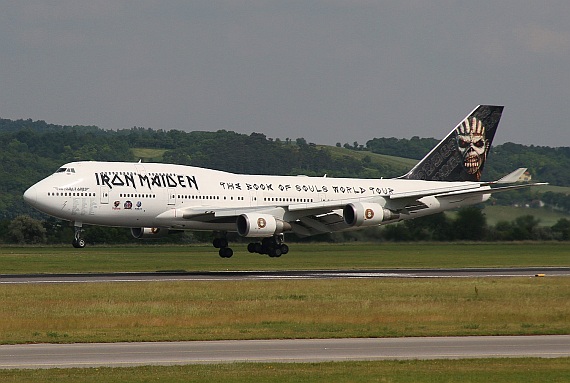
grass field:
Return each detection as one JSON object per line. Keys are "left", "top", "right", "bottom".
{"left": 1, "top": 276, "right": 569, "bottom": 344}
{"left": 481, "top": 205, "right": 570, "bottom": 227}
{"left": 1, "top": 242, "right": 569, "bottom": 274}
{"left": 319, "top": 145, "right": 418, "bottom": 174}
{"left": 535, "top": 184, "right": 570, "bottom": 195}
{"left": 441, "top": 203, "right": 570, "bottom": 227}
{"left": 1, "top": 243, "right": 568, "bottom": 380}
{"left": 130, "top": 148, "right": 167, "bottom": 162}
{"left": 1, "top": 243, "right": 568, "bottom": 345}
{"left": 2, "top": 358, "right": 570, "bottom": 382}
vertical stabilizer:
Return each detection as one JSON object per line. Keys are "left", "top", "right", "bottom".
{"left": 401, "top": 105, "right": 503, "bottom": 181}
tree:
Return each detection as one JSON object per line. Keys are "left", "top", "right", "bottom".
{"left": 490, "top": 221, "right": 514, "bottom": 241}
{"left": 552, "top": 218, "right": 570, "bottom": 240}
{"left": 511, "top": 215, "right": 541, "bottom": 240}
{"left": 400, "top": 213, "right": 452, "bottom": 241}
{"left": 453, "top": 207, "right": 487, "bottom": 240}
{"left": 7, "top": 215, "right": 46, "bottom": 244}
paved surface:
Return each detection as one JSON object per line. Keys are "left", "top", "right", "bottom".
{"left": 1, "top": 336, "right": 569, "bottom": 369}
{"left": 1, "top": 267, "right": 569, "bottom": 284}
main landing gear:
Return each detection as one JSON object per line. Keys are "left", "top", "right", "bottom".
{"left": 212, "top": 233, "right": 289, "bottom": 258}
{"left": 247, "top": 234, "right": 289, "bottom": 258}
{"left": 213, "top": 233, "right": 233, "bottom": 258}
{"left": 72, "top": 224, "right": 86, "bottom": 248}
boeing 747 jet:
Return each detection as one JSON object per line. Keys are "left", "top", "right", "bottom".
{"left": 24, "top": 105, "right": 544, "bottom": 257}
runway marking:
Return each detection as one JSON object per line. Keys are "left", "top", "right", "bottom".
{"left": 1, "top": 268, "right": 570, "bottom": 284}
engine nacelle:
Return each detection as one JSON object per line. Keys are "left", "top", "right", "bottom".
{"left": 131, "top": 227, "right": 170, "bottom": 239}
{"left": 236, "top": 213, "right": 291, "bottom": 237}
{"left": 343, "top": 202, "right": 386, "bottom": 227}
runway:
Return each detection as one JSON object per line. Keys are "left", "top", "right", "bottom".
{"left": 1, "top": 267, "right": 570, "bottom": 284}
{"left": 1, "top": 336, "right": 569, "bottom": 369}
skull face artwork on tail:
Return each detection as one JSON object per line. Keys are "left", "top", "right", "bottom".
{"left": 402, "top": 105, "right": 503, "bottom": 182}
{"left": 455, "top": 116, "right": 489, "bottom": 181}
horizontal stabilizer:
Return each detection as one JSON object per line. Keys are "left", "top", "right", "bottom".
{"left": 495, "top": 168, "right": 527, "bottom": 184}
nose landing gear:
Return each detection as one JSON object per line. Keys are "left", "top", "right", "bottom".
{"left": 72, "top": 224, "right": 86, "bottom": 248}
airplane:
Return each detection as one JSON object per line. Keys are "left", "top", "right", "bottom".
{"left": 23, "top": 105, "right": 545, "bottom": 257}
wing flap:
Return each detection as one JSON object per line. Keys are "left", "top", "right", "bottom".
{"left": 287, "top": 198, "right": 369, "bottom": 212}
{"left": 434, "top": 182, "right": 548, "bottom": 199}
{"left": 388, "top": 183, "right": 481, "bottom": 200}
{"left": 292, "top": 211, "right": 347, "bottom": 236}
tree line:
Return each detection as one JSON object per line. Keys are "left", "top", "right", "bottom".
{"left": 1, "top": 116, "right": 569, "bottom": 244}
{"left": 3, "top": 207, "right": 570, "bottom": 245}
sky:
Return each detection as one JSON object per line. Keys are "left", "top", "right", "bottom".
{"left": 1, "top": 1, "right": 569, "bottom": 148}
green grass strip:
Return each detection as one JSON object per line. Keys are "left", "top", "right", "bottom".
{"left": 1, "top": 277, "right": 569, "bottom": 344}
{"left": 1, "top": 242, "right": 569, "bottom": 274}
{"left": 1, "top": 358, "right": 570, "bottom": 382}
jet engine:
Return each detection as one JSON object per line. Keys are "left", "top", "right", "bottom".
{"left": 236, "top": 213, "right": 291, "bottom": 237}
{"left": 131, "top": 227, "right": 170, "bottom": 239}
{"left": 343, "top": 202, "right": 390, "bottom": 227}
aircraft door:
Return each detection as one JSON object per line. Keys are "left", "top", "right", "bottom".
{"left": 100, "top": 186, "right": 109, "bottom": 204}
{"left": 250, "top": 191, "right": 262, "bottom": 207}
{"left": 168, "top": 188, "right": 176, "bottom": 205}
{"left": 135, "top": 163, "right": 146, "bottom": 178}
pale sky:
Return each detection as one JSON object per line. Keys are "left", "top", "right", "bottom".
{"left": 1, "top": 1, "right": 569, "bottom": 147}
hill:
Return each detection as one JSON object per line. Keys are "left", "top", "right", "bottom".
{"left": 1, "top": 117, "right": 569, "bottom": 222}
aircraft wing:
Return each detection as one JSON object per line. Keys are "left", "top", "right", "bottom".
{"left": 154, "top": 198, "right": 366, "bottom": 236}
{"left": 287, "top": 178, "right": 547, "bottom": 235}
{"left": 154, "top": 171, "right": 546, "bottom": 237}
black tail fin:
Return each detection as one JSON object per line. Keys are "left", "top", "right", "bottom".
{"left": 401, "top": 105, "right": 503, "bottom": 181}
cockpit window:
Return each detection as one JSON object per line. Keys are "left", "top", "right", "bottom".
{"left": 55, "top": 168, "right": 75, "bottom": 174}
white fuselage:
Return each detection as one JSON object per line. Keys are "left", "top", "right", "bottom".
{"left": 24, "top": 161, "right": 488, "bottom": 232}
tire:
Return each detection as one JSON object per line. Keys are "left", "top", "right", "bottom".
{"left": 219, "top": 247, "right": 233, "bottom": 258}
{"left": 269, "top": 247, "right": 282, "bottom": 258}
{"left": 213, "top": 238, "right": 228, "bottom": 249}
{"left": 72, "top": 238, "right": 86, "bottom": 248}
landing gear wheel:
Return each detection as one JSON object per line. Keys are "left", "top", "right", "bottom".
{"left": 248, "top": 235, "right": 289, "bottom": 257}
{"left": 269, "top": 247, "right": 282, "bottom": 258}
{"left": 219, "top": 247, "right": 233, "bottom": 258}
{"left": 213, "top": 237, "right": 229, "bottom": 249}
{"left": 72, "top": 238, "right": 86, "bottom": 248}
{"left": 72, "top": 226, "right": 86, "bottom": 248}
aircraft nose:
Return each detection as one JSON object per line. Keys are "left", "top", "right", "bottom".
{"left": 23, "top": 185, "right": 37, "bottom": 205}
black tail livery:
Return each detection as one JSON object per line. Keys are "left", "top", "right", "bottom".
{"left": 402, "top": 105, "right": 503, "bottom": 182}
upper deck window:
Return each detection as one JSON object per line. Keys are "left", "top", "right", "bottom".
{"left": 55, "top": 168, "right": 76, "bottom": 174}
